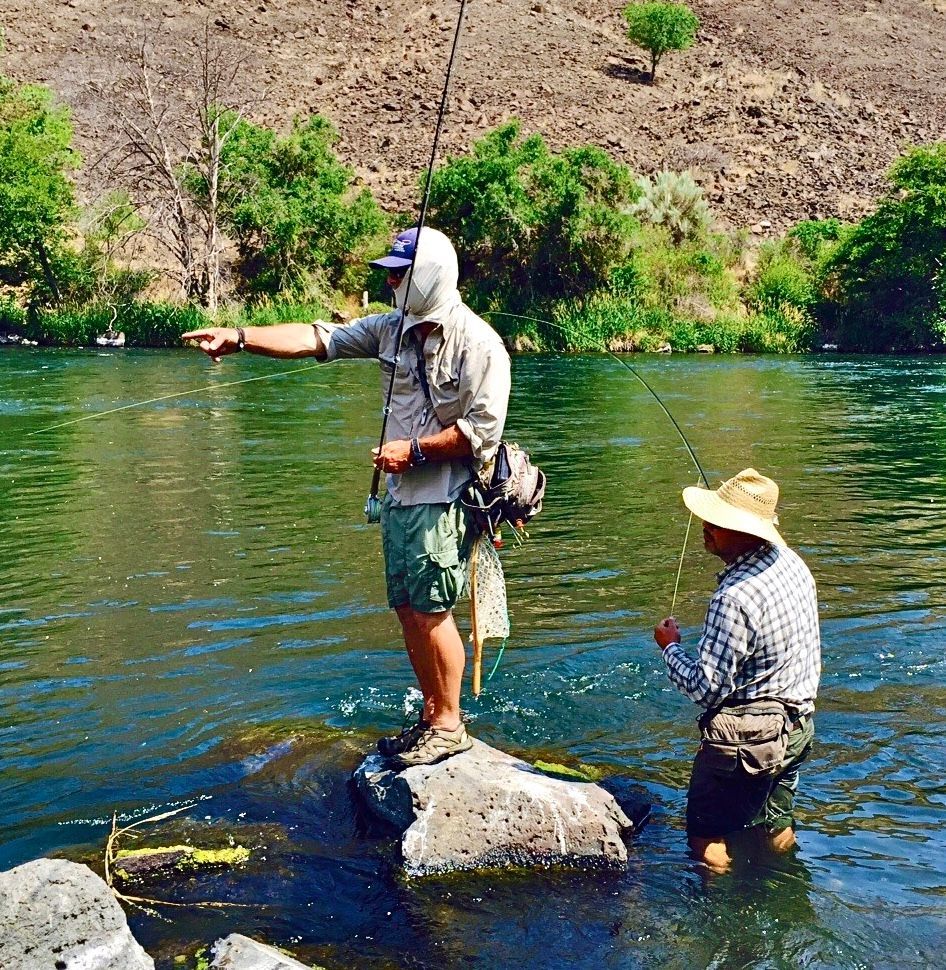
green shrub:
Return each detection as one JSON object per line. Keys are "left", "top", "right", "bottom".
{"left": 623, "top": 2, "right": 700, "bottom": 83}
{"left": 748, "top": 242, "right": 816, "bottom": 314}
{"left": 631, "top": 224, "right": 741, "bottom": 316}
{"left": 631, "top": 170, "right": 710, "bottom": 244}
{"left": 0, "top": 73, "right": 79, "bottom": 303}
{"left": 0, "top": 295, "right": 24, "bottom": 332}
{"left": 427, "top": 121, "right": 640, "bottom": 310}
{"left": 789, "top": 218, "right": 845, "bottom": 262}
{"left": 824, "top": 143, "right": 946, "bottom": 351}
{"left": 547, "top": 293, "right": 673, "bottom": 351}
{"left": 741, "top": 306, "right": 815, "bottom": 353}
{"left": 218, "top": 298, "right": 332, "bottom": 327}
{"left": 210, "top": 113, "right": 388, "bottom": 298}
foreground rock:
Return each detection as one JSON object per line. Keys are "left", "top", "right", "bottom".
{"left": 211, "top": 933, "right": 317, "bottom": 969}
{"left": 353, "top": 738, "right": 634, "bottom": 876}
{"left": 0, "top": 858, "right": 154, "bottom": 970}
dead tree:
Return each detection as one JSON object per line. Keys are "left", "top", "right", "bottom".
{"left": 108, "top": 24, "right": 249, "bottom": 310}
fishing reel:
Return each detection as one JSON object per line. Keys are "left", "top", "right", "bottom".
{"left": 364, "top": 493, "right": 382, "bottom": 524}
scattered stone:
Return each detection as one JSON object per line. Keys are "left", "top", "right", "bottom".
{"left": 0, "top": 858, "right": 154, "bottom": 970}
{"left": 696, "top": 343, "right": 715, "bottom": 353}
{"left": 353, "top": 739, "right": 635, "bottom": 876}
{"left": 210, "top": 933, "right": 317, "bottom": 969}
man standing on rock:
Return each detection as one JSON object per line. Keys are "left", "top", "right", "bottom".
{"left": 653, "top": 469, "right": 821, "bottom": 871}
{"left": 183, "top": 226, "right": 511, "bottom": 767}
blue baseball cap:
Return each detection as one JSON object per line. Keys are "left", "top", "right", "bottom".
{"left": 369, "top": 227, "right": 418, "bottom": 270}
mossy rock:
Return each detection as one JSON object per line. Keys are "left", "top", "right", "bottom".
{"left": 113, "top": 844, "right": 250, "bottom": 881}
{"left": 530, "top": 760, "right": 603, "bottom": 783}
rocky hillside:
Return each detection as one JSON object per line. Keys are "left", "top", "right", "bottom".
{"left": 4, "top": 0, "right": 946, "bottom": 234}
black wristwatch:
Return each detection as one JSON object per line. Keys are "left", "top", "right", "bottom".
{"left": 235, "top": 327, "right": 246, "bottom": 351}
{"left": 410, "top": 437, "right": 427, "bottom": 465}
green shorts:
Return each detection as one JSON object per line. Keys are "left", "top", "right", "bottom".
{"left": 686, "top": 716, "right": 815, "bottom": 839}
{"left": 380, "top": 497, "right": 473, "bottom": 613}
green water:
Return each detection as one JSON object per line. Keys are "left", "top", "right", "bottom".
{"left": 1, "top": 348, "right": 945, "bottom": 968}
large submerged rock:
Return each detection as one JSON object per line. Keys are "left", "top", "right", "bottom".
{"left": 352, "top": 738, "right": 635, "bottom": 876}
{"left": 0, "top": 857, "right": 154, "bottom": 970}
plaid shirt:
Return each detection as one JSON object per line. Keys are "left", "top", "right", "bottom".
{"left": 663, "top": 543, "right": 821, "bottom": 714}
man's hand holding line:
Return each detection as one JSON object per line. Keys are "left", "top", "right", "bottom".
{"left": 654, "top": 617, "right": 681, "bottom": 650}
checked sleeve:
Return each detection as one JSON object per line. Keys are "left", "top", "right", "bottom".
{"left": 662, "top": 592, "right": 753, "bottom": 709}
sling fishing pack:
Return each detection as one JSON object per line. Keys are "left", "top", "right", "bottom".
{"left": 462, "top": 440, "right": 546, "bottom": 538}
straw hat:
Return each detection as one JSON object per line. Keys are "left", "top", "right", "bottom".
{"left": 682, "top": 468, "right": 786, "bottom": 546}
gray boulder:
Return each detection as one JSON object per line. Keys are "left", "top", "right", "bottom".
{"left": 211, "top": 934, "right": 316, "bottom": 969}
{"left": 0, "top": 857, "right": 153, "bottom": 970}
{"left": 353, "top": 738, "right": 634, "bottom": 876}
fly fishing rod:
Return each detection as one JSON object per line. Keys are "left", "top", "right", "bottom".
{"left": 483, "top": 310, "right": 708, "bottom": 613}
{"left": 483, "top": 310, "right": 708, "bottom": 485}
{"left": 364, "top": 0, "right": 470, "bottom": 524}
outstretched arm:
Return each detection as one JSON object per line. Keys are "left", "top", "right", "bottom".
{"left": 182, "top": 324, "right": 326, "bottom": 362}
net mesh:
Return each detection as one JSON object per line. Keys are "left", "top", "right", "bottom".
{"left": 467, "top": 535, "right": 510, "bottom": 642}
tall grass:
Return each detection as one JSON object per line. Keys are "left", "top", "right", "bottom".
{"left": 23, "top": 302, "right": 210, "bottom": 347}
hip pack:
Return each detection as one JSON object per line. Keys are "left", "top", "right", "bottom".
{"left": 462, "top": 441, "right": 546, "bottom": 539}
{"left": 697, "top": 701, "right": 791, "bottom": 777}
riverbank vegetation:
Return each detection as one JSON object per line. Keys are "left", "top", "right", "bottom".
{"left": 1, "top": 63, "right": 944, "bottom": 353}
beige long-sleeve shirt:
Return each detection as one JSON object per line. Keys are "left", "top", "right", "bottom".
{"left": 315, "top": 304, "right": 511, "bottom": 506}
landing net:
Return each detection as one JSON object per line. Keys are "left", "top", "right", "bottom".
{"left": 466, "top": 535, "right": 510, "bottom": 691}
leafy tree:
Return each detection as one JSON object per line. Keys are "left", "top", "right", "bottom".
{"left": 623, "top": 2, "right": 699, "bottom": 83}
{"left": 824, "top": 143, "right": 946, "bottom": 351}
{"left": 214, "top": 113, "right": 387, "bottom": 297}
{"left": 0, "top": 74, "right": 78, "bottom": 303}
{"left": 426, "top": 121, "right": 640, "bottom": 309}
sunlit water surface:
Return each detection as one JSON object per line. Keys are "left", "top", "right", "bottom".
{"left": 1, "top": 349, "right": 944, "bottom": 968}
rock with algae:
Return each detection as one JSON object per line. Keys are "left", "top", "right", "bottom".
{"left": 114, "top": 845, "right": 250, "bottom": 881}
{"left": 352, "top": 738, "right": 635, "bottom": 876}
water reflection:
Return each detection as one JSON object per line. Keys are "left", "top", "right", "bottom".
{"left": 1, "top": 349, "right": 945, "bottom": 967}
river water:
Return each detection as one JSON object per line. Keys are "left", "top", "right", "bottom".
{"left": 1, "top": 349, "right": 944, "bottom": 968}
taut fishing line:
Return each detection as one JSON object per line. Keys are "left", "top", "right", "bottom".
{"left": 26, "top": 363, "right": 323, "bottom": 437}
{"left": 483, "top": 310, "right": 707, "bottom": 614}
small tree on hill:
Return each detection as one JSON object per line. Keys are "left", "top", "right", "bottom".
{"left": 623, "top": 2, "right": 699, "bottom": 83}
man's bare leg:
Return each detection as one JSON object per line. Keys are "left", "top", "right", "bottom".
{"left": 767, "top": 826, "right": 797, "bottom": 853}
{"left": 395, "top": 605, "right": 435, "bottom": 722}
{"left": 689, "top": 836, "right": 732, "bottom": 872}
{"left": 396, "top": 607, "right": 465, "bottom": 730}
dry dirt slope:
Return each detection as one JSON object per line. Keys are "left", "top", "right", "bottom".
{"left": 3, "top": 0, "right": 946, "bottom": 233}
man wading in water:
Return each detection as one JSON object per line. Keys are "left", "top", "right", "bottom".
{"left": 183, "top": 227, "right": 510, "bottom": 767}
{"left": 654, "top": 469, "right": 821, "bottom": 871}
